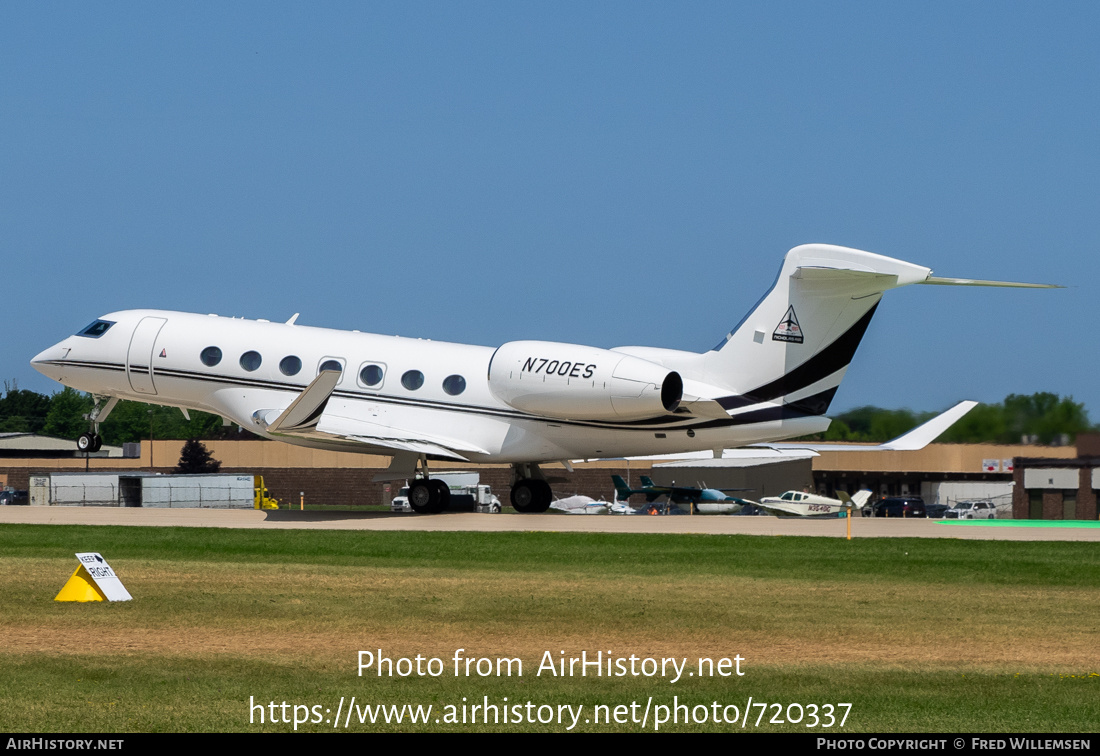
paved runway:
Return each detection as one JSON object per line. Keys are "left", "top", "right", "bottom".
{"left": 2, "top": 506, "right": 1097, "bottom": 540}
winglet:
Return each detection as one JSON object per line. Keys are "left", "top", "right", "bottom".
{"left": 267, "top": 369, "right": 341, "bottom": 433}
{"left": 761, "top": 400, "right": 978, "bottom": 453}
{"left": 878, "top": 400, "right": 978, "bottom": 451}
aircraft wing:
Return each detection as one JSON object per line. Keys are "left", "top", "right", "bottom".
{"left": 674, "top": 484, "right": 750, "bottom": 496}
{"left": 631, "top": 401, "right": 974, "bottom": 469}
{"left": 273, "top": 419, "right": 483, "bottom": 462}
{"left": 339, "top": 435, "right": 475, "bottom": 461}
{"left": 752, "top": 500, "right": 805, "bottom": 517}
{"left": 260, "top": 374, "right": 487, "bottom": 462}
{"left": 760, "top": 400, "right": 978, "bottom": 452}
{"left": 315, "top": 413, "right": 489, "bottom": 461}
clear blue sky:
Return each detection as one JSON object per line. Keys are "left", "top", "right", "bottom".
{"left": 2, "top": 2, "right": 1096, "bottom": 418}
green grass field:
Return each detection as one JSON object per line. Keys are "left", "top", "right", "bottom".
{"left": 1, "top": 524, "right": 1096, "bottom": 732}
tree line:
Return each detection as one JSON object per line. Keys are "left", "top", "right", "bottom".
{"left": 0, "top": 382, "right": 1093, "bottom": 446}
{"left": 814, "top": 392, "right": 1093, "bottom": 445}
{"left": 0, "top": 382, "right": 251, "bottom": 444}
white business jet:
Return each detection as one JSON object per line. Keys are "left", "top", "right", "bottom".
{"left": 30, "top": 244, "right": 1053, "bottom": 514}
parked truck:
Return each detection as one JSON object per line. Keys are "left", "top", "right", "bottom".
{"left": 391, "top": 472, "right": 501, "bottom": 513}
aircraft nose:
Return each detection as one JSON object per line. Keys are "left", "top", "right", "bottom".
{"left": 30, "top": 342, "right": 68, "bottom": 379}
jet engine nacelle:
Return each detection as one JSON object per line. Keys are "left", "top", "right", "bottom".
{"left": 488, "top": 340, "right": 683, "bottom": 421}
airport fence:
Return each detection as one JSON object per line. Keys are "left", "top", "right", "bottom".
{"left": 937, "top": 493, "right": 1015, "bottom": 518}
{"left": 41, "top": 483, "right": 253, "bottom": 509}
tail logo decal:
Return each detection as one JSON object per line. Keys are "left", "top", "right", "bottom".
{"left": 772, "top": 306, "right": 804, "bottom": 343}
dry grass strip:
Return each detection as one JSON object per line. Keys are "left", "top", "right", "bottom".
{"left": 4, "top": 558, "right": 1096, "bottom": 670}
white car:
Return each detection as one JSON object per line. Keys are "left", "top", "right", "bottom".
{"left": 945, "top": 501, "right": 997, "bottom": 519}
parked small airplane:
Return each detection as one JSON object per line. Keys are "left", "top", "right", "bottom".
{"left": 612, "top": 474, "right": 751, "bottom": 514}
{"left": 756, "top": 489, "right": 872, "bottom": 517}
{"left": 31, "top": 243, "right": 1054, "bottom": 514}
{"left": 550, "top": 494, "right": 612, "bottom": 515}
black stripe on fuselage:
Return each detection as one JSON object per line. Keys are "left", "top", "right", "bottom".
{"left": 38, "top": 359, "right": 127, "bottom": 373}
{"left": 154, "top": 366, "right": 717, "bottom": 429}
{"left": 717, "top": 302, "right": 878, "bottom": 411}
{"left": 683, "top": 387, "right": 840, "bottom": 431}
{"left": 45, "top": 359, "right": 832, "bottom": 433}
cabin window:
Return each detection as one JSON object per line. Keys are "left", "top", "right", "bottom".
{"left": 359, "top": 364, "right": 384, "bottom": 387}
{"left": 442, "top": 375, "right": 466, "bottom": 396}
{"left": 200, "top": 346, "right": 222, "bottom": 367}
{"left": 401, "top": 370, "right": 424, "bottom": 391}
{"left": 76, "top": 320, "right": 115, "bottom": 338}
{"left": 239, "top": 351, "right": 262, "bottom": 371}
{"left": 319, "top": 359, "right": 343, "bottom": 374}
{"left": 279, "top": 356, "right": 302, "bottom": 376}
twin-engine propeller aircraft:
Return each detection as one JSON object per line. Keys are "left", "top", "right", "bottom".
{"left": 612, "top": 475, "right": 751, "bottom": 514}
{"left": 31, "top": 244, "right": 1054, "bottom": 514}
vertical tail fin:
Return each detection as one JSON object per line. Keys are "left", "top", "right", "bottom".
{"left": 611, "top": 475, "right": 635, "bottom": 500}
{"left": 703, "top": 245, "right": 935, "bottom": 415}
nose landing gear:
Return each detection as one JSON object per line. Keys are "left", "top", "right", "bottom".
{"left": 76, "top": 396, "right": 118, "bottom": 454}
{"left": 77, "top": 432, "right": 102, "bottom": 453}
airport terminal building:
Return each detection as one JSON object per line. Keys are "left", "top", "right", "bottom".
{"left": 1010, "top": 433, "right": 1100, "bottom": 520}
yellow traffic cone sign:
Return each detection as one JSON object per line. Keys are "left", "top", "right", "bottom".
{"left": 54, "top": 565, "right": 108, "bottom": 602}
{"left": 54, "top": 553, "right": 132, "bottom": 602}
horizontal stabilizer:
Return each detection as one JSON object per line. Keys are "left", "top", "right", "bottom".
{"left": 834, "top": 490, "right": 872, "bottom": 508}
{"left": 677, "top": 378, "right": 739, "bottom": 419}
{"left": 676, "top": 397, "right": 733, "bottom": 419}
{"left": 919, "top": 276, "right": 1061, "bottom": 289}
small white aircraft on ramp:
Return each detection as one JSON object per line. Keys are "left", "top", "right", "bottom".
{"left": 550, "top": 495, "right": 611, "bottom": 515}
{"left": 756, "top": 489, "right": 872, "bottom": 518}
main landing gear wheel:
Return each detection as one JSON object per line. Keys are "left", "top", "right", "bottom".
{"left": 429, "top": 479, "right": 450, "bottom": 513}
{"left": 510, "top": 479, "right": 552, "bottom": 513}
{"left": 408, "top": 481, "right": 434, "bottom": 514}
{"left": 408, "top": 479, "right": 451, "bottom": 514}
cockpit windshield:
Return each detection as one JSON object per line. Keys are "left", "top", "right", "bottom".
{"left": 76, "top": 320, "right": 115, "bottom": 338}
